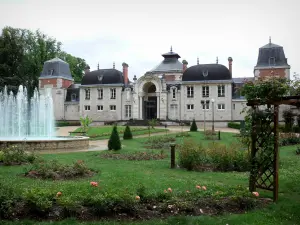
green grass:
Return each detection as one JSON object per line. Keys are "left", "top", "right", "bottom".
{"left": 1, "top": 131, "right": 300, "bottom": 225}
{"left": 73, "top": 125, "right": 167, "bottom": 140}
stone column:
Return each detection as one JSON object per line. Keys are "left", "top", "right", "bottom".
{"left": 139, "top": 95, "right": 144, "bottom": 119}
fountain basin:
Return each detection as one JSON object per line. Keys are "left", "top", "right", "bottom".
{"left": 0, "top": 136, "right": 90, "bottom": 151}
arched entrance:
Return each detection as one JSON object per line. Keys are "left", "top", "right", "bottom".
{"left": 143, "top": 82, "right": 157, "bottom": 120}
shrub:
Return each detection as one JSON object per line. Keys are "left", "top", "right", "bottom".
{"left": 178, "top": 139, "right": 250, "bottom": 172}
{"left": 108, "top": 125, "right": 122, "bottom": 150}
{"left": 123, "top": 125, "right": 133, "bottom": 140}
{"left": 296, "top": 146, "right": 300, "bottom": 155}
{"left": 228, "top": 122, "right": 240, "bottom": 129}
{"left": 178, "top": 140, "right": 207, "bottom": 170}
{"left": 283, "top": 109, "right": 294, "bottom": 132}
{"left": 175, "top": 132, "right": 191, "bottom": 138}
{"left": 279, "top": 133, "right": 300, "bottom": 146}
{"left": 0, "top": 146, "right": 37, "bottom": 166}
{"left": 190, "top": 119, "right": 198, "bottom": 132}
{"left": 25, "top": 159, "right": 96, "bottom": 180}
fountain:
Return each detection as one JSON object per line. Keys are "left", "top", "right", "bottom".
{"left": 0, "top": 85, "right": 89, "bottom": 151}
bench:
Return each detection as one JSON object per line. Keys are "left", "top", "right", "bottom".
{"left": 69, "top": 131, "right": 86, "bottom": 136}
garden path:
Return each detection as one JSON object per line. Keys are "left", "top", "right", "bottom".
{"left": 39, "top": 126, "right": 239, "bottom": 154}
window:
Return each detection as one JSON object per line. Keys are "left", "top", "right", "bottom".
{"left": 187, "top": 86, "right": 194, "bottom": 98}
{"left": 97, "top": 105, "right": 103, "bottom": 111}
{"left": 201, "top": 100, "right": 210, "bottom": 110}
{"left": 172, "top": 88, "right": 176, "bottom": 99}
{"left": 233, "top": 104, "right": 235, "bottom": 110}
{"left": 218, "top": 85, "right": 225, "bottom": 97}
{"left": 98, "top": 88, "right": 103, "bottom": 99}
{"left": 84, "top": 105, "right": 90, "bottom": 111}
{"left": 269, "top": 57, "right": 275, "bottom": 66}
{"left": 202, "top": 86, "right": 209, "bottom": 97}
{"left": 218, "top": 103, "right": 225, "bottom": 110}
{"left": 110, "top": 88, "right": 116, "bottom": 99}
{"left": 125, "top": 105, "right": 131, "bottom": 117}
{"left": 187, "top": 104, "right": 194, "bottom": 110}
{"left": 110, "top": 105, "right": 116, "bottom": 111}
{"left": 48, "top": 69, "right": 54, "bottom": 75}
{"left": 85, "top": 89, "right": 90, "bottom": 100}
{"left": 71, "top": 93, "right": 77, "bottom": 101}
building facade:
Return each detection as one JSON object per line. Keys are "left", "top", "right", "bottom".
{"left": 39, "top": 39, "right": 291, "bottom": 126}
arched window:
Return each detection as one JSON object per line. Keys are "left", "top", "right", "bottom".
{"left": 71, "top": 93, "right": 76, "bottom": 101}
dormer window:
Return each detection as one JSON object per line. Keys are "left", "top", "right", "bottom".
{"left": 269, "top": 57, "right": 275, "bottom": 66}
{"left": 71, "top": 93, "right": 77, "bottom": 101}
{"left": 48, "top": 69, "right": 54, "bottom": 75}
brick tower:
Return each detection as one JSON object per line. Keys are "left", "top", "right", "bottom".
{"left": 254, "top": 37, "right": 290, "bottom": 80}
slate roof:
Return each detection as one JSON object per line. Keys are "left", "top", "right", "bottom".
{"left": 81, "top": 69, "right": 124, "bottom": 85}
{"left": 232, "top": 77, "right": 255, "bottom": 83}
{"left": 182, "top": 64, "right": 231, "bottom": 81}
{"left": 255, "top": 42, "right": 290, "bottom": 68}
{"left": 40, "top": 57, "right": 73, "bottom": 80}
{"left": 150, "top": 48, "right": 183, "bottom": 72}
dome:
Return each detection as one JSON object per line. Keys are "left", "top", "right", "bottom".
{"left": 255, "top": 41, "right": 289, "bottom": 68}
{"left": 182, "top": 64, "right": 231, "bottom": 81}
{"left": 40, "top": 57, "right": 73, "bottom": 80}
{"left": 81, "top": 69, "right": 124, "bottom": 85}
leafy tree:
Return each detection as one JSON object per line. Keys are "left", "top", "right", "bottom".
{"left": 190, "top": 119, "right": 198, "bottom": 132}
{"left": 58, "top": 51, "right": 87, "bottom": 83}
{"left": 108, "top": 125, "right": 121, "bottom": 150}
{"left": 123, "top": 125, "right": 133, "bottom": 140}
{"left": 0, "top": 26, "right": 87, "bottom": 97}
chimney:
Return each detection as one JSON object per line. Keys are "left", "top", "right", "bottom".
{"left": 228, "top": 57, "right": 233, "bottom": 75}
{"left": 84, "top": 65, "right": 90, "bottom": 75}
{"left": 122, "top": 62, "right": 129, "bottom": 85}
{"left": 182, "top": 60, "right": 188, "bottom": 72}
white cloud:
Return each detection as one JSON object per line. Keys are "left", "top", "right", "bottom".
{"left": 0, "top": 0, "right": 299, "bottom": 80}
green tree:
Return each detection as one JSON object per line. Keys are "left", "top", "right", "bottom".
{"left": 58, "top": 51, "right": 87, "bottom": 83}
{"left": 0, "top": 26, "right": 87, "bottom": 97}
{"left": 123, "top": 125, "right": 133, "bottom": 140}
{"left": 190, "top": 119, "right": 198, "bottom": 132}
{"left": 108, "top": 125, "right": 122, "bottom": 150}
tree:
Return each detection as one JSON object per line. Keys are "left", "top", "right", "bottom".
{"left": 108, "top": 125, "right": 122, "bottom": 150}
{"left": 0, "top": 26, "right": 88, "bottom": 97}
{"left": 123, "top": 125, "right": 133, "bottom": 140}
{"left": 190, "top": 119, "right": 198, "bottom": 132}
{"left": 58, "top": 51, "right": 87, "bottom": 83}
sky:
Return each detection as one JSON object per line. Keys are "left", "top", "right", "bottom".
{"left": 0, "top": 0, "right": 299, "bottom": 81}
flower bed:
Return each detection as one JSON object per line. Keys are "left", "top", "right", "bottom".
{"left": 24, "top": 160, "right": 97, "bottom": 180}
{"left": 100, "top": 152, "right": 166, "bottom": 161}
{"left": 0, "top": 182, "right": 270, "bottom": 221}
{"left": 143, "top": 136, "right": 176, "bottom": 149}
{"left": 0, "top": 146, "right": 37, "bottom": 166}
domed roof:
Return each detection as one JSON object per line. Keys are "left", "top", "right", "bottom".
{"left": 150, "top": 47, "right": 183, "bottom": 72}
{"left": 40, "top": 57, "right": 73, "bottom": 80}
{"left": 81, "top": 69, "right": 124, "bottom": 85}
{"left": 255, "top": 40, "right": 289, "bottom": 68}
{"left": 182, "top": 64, "right": 231, "bottom": 82}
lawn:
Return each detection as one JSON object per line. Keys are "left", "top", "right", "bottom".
{"left": 1, "top": 132, "right": 300, "bottom": 225}
{"left": 73, "top": 125, "right": 167, "bottom": 140}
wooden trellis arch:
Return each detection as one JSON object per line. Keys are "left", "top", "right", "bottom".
{"left": 247, "top": 96, "right": 300, "bottom": 202}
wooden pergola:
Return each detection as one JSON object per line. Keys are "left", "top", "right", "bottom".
{"left": 247, "top": 96, "right": 300, "bottom": 202}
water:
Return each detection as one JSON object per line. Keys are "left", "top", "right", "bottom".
{"left": 0, "top": 85, "right": 56, "bottom": 139}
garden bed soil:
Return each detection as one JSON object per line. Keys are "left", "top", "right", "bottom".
{"left": 2, "top": 197, "right": 272, "bottom": 222}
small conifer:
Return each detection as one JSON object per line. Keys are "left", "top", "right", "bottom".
{"left": 190, "top": 119, "right": 198, "bottom": 132}
{"left": 123, "top": 125, "right": 133, "bottom": 140}
{"left": 108, "top": 125, "right": 122, "bottom": 150}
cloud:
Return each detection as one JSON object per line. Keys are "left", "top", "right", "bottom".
{"left": 0, "top": 0, "right": 299, "bottom": 81}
